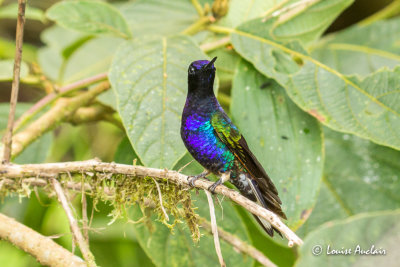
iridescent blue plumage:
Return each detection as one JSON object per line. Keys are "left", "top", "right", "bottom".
{"left": 183, "top": 111, "right": 235, "bottom": 172}
{"left": 181, "top": 58, "right": 286, "bottom": 237}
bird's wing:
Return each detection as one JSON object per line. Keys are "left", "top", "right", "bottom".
{"left": 211, "top": 112, "right": 286, "bottom": 219}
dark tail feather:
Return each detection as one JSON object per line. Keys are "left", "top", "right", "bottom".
{"left": 248, "top": 179, "right": 285, "bottom": 237}
{"left": 253, "top": 216, "right": 282, "bottom": 237}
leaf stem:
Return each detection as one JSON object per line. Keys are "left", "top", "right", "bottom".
{"left": 191, "top": 0, "right": 204, "bottom": 16}
{"left": 207, "top": 25, "right": 233, "bottom": 34}
{"left": 199, "top": 218, "right": 277, "bottom": 267}
{"left": 200, "top": 36, "right": 231, "bottom": 52}
{"left": 181, "top": 16, "right": 214, "bottom": 35}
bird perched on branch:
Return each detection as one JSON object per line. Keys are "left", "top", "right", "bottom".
{"left": 180, "top": 57, "right": 287, "bottom": 236}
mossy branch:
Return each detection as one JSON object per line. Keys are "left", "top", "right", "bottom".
{"left": 0, "top": 159, "right": 303, "bottom": 247}
{"left": 1, "top": 175, "right": 275, "bottom": 266}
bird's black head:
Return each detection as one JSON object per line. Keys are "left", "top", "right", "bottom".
{"left": 187, "top": 57, "right": 217, "bottom": 97}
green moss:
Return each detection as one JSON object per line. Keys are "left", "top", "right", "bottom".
{"left": 0, "top": 172, "right": 200, "bottom": 242}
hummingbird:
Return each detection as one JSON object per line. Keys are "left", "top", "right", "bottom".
{"left": 180, "top": 57, "right": 287, "bottom": 236}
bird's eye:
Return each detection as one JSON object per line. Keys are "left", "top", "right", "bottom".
{"left": 189, "top": 67, "right": 195, "bottom": 75}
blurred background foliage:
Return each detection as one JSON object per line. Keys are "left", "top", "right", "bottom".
{"left": 1, "top": 0, "right": 400, "bottom": 266}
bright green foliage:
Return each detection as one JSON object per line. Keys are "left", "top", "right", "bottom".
{"left": 231, "top": 60, "right": 323, "bottom": 229}
{"left": 232, "top": 18, "right": 400, "bottom": 151}
{"left": 298, "top": 128, "right": 400, "bottom": 236}
{"left": 311, "top": 18, "right": 400, "bottom": 75}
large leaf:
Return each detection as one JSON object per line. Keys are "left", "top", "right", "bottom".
{"left": 296, "top": 210, "right": 400, "bottom": 267}
{"left": 114, "top": 142, "right": 254, "bottom": 267}
{"left": 231, "top": 18, "right": 400, "bottom": 150}
{"left": 297, "top": 128, "right": 400, "bottom": 236}
{"left": 231, "top": 60, "right": 323, "bottom": 229}
{"left": 268, "top": 0, "right": 353, "bottom": 45}
{"left": 312, "top": 17, "right": 400, "bottom": 76}
{"left": 46, "top": 0, "right": 131, "bottom": 38}
{"left": 118, "top": 0, "right": 197, "bottom": 37}
{"left": 62, "top": 36, "right": 122, "bottom": 84}
{"left": 219, "top": 0, "right": 352, "bottom": 44}
{"left": 217, "top": 0, "right": 282, "bottom": 28}
{"left": 38, "top": 25, "right": 121, "bottom": 84}
{"left": 109, "top": 35, "right": 210, "bottom": 169}
{"left": 38, "top": 25, "right": 86, "bottom": 81}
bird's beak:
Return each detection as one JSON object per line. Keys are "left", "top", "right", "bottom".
{"left": 205, "top": 57, "right": 217, "bottom": 70}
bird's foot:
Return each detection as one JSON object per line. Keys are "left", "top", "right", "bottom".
{"left": 187, "top": 170, "right": 210, "bottom": 187}
{"left": 208, "top": 179, "right": 222, "bottom": 193}
{"left": 208, "top": 172, "right": 230, "bottom": 193}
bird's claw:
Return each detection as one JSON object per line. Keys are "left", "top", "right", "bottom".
{"left": 208, "top": 180, "right": 221, "bottom": 194}
{"left": 187, "top": 176, "right": 199, "bottom": 187}
{"left": 187, "top": 170, "right": 210, "bottom": 188}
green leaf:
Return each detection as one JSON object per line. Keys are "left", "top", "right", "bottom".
{"left": 219, "top": 0, "right": 352, "bottom": 44}
{"left": 297, "top": 128, "right": 400, "bottom": 236}
{"left": 131, "top": 197, "right": 253, "bottom": 267}
{"left": 0, "top": 37, "right": 37, "bottom": 64}
{"left": 0, "top": 59, "right": 29, "bottom": 81}
{"left": 38, "top": 25, "right": 120, "bottom": 84}
{"left": 207, "top": 46, "right": 240, "bottom": 86}
{"left": 62, "top": 36, "right": 122, "bottom": 84}
{"left": 46, "top": 0, "right": 131, "bottom": 38}
{"left": 14, "top": 133, "right": 52, "bottom": 164}
{"left": 296, "top": 210, "right": 400, "bottom": 266}
{"left": 217, "top": 0, "right": 279, "bottom": 28}
{"left": 0, "top": 103, "right": 31, "bottom": 130}
{"left": 231, "top": 18, "right": 400, "bottom": 150}
{"left": 38, "top": 25, "right": 86, "bottom": 81}
{"left": 0, "top": 103, "right": 52, "bottom": 164}
{"left": 109, "top": 35, "right": 210, "bottom": 169}
{"left": 311, "top": 17, "right": 400, "bottom": 76}
{"left": 0, "top": 3, "right": 46, "bottom": 22}
{"left": 231, "top": 60, "right": 323, "bottom": 229}
{"left": 118, "top": 0, "right": 197, "bottom": 37}
{"left": 268, "top": 0, "right": 353, "bottom": 45}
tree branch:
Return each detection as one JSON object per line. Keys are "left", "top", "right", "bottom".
{"left": 4, "top": 81, "right": 110, "bottom": 159}
{"left": 205, "top": 190, "right": 226, "bottom": 267}
{"left": 2, "top": 0, "right": 26, "bottom": 163}
{"left": 0, "top": 160, "right": 303, "bottom": 246}
{"left": 14, "top": 72, "right": 108, "bottom": 132}
{"left": 51, "top": 178, "right": 97, "bottom": 267}
{"left": 199, "top": 218, "right": 277, "bottom": 267}
{"left": 2, "top": 177, "right": 278, "bottom": 266}
{"left": 66, "top": 102, "right": 123, "bottom": 129}
{"left": 0, "top": 212, "right": 85, "bottom": 267}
